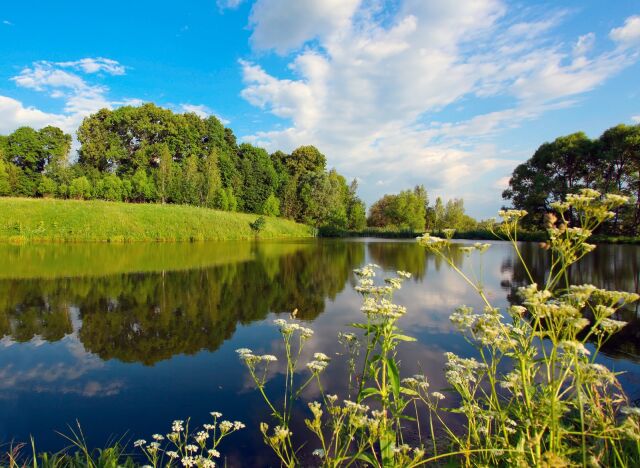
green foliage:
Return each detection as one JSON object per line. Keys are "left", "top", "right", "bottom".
{"left": 96, "top": 174, "right": 124, "bottom": 201}
{"left": 504, "top": 124, "right": 640, "bottom": 234}
{"left": 131, "top": 168, "right": 155, "bottom": 202}
{"left": 261, "top": 192, "right": 281, "bottom": 216}
{"left": 346, "top": 179, "right": 367, "bottom": 230}
{"left": 0, "top": 158, "right": 11, "bottom": 196}
{"left": 249, "top": 216, "right": 266, "bottom": 234}
{"left": 37, "top": 176, "right": 57, "bottom": 198}
{"left": 368, "top": 185, "right": 427, "bottom": 231}
{"left": 237, "top": 143, "right": 278, "bottom": 213}
{"left": 69, "top": 177, "right": 92, "bottom": 200}
{"left": 5, "top": 126, "right": 71, "bottom": 177}
{"left": 0, "top": 106, "right": 368, "bottom": 230}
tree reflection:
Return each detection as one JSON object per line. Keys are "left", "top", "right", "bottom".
{"left": 0, "top": 241, "right": 364, "bottom": 365}
{"left": 501, "top": 242, "right": 640, "bottom": 360}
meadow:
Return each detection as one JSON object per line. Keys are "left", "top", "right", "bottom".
{"left": 0, "top": 197, "right": 314, "bottom": 243}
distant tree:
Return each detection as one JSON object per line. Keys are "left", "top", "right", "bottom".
{"left": 156, "top": 144, "right": 173, "bottom": 204}
{"left": 237, "top": 143, "right": 278, "bottom": 213}
{"left": 367, "top": 186, "right": 427, "bottom": 231}
{"left": 6, "top": 126, "right": 70, "bottom": 177}
{"left": 130, "top": 168, "right": 155, "bottom": 202}
{"left": 261, "top": 193, "right": 281, "bottom": 216}
{"left": 203, "top": 149, "right": 223, "bottom": 209}
{"left": 442, "top": 198, "right": 477, "bottom": 231}
{"left": 346, "top": 179, "right": 367, "bottom": 230}
{"left": 180, "top": 155, "right": 204, "bottom": 205}
{"left": 37, "top": 176, "right": 57, "bottom": 198}
{"left": 503, "top": 125, "right": 640, "bottom": 234}
{"left": 286, "top": 145, "right": 327, "bottom": 175}
{"left": 69, "top": 176, "right": 92, "bottom": 200}
{"left": 503, "top": 132, "right": 594, "bottom": 227}
{"left": 97, "top": 174, "right": 124, "bottom": 201}
{"left": 0, "top": 159, "right": 10, "bottom": 196}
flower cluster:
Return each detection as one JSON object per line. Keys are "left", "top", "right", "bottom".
{"left": 273, "top": 318, "right": 314, "bottom": 338}
{"left": 135, "top": 412, "right": 244, "bottom": 467}
{"left": 306, "top": 352, "right": 331, "bottom": 374}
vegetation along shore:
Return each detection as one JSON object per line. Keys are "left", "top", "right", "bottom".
{"left": 0, "top": 197, "right": 314, "bottom": 243}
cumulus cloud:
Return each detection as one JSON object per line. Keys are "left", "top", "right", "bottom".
{"left": 2, "top": 58, "right": 130, "bottom": 137}
{"left": 610, "top": 15, "right": 640, "bottom": 48}
{"left": 179, "top": 103, "right": 231, "bottom": 124}
{"left": 238, "top": 1, "right": 640, "bottom": 215}
{"left": 632, "top": 115, "right": 640, "bottom": 123}
{"left": 0, "top": 95, "right": 73, "bottom": 134}
{"left": 248, "top": 0, "right": 360, "bottom": 53}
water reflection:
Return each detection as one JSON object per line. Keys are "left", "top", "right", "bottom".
{"left": 500, "top": 242, "right": 640, "bottom": 359}
{"left": 0, "top": 239, "right": 638, "bottom": 463}
{"left": 1, "top": 241, "right": 365, "bottom": 364}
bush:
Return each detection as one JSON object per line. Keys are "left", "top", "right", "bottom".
{"left": 37, "top": 176, "right": 57, "bottom": 198}
{"left": 69, "top": 176, "right": 92, "bottom": 200}
{"left": 261, "top": 193, "right": 280, "bottom": 216}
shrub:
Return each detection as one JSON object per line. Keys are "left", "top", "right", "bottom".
{"left": 68, "top": 176, "right": 92, "bottom": 200}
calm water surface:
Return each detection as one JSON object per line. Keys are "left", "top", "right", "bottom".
{"left": 1, "top": 239, "right": 639, "bottom": 465}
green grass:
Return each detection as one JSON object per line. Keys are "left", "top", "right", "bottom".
{"left": 0, "top": 197, "right": 315, "bottom": 243}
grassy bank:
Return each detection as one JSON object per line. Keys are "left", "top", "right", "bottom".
{"left": 0, "top": 197, "right": 315, "bottom": 243}
{"left": 319, "top": 226, "right": 640, "bottom": 244}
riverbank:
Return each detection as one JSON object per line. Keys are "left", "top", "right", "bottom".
{"left": 0, "top": 197, "right": 315, "bottom": 242}
{"left": 319, "top": 226, "right": 640, "bottom": 244}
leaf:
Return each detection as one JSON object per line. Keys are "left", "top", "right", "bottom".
{"left": 387, "top": 357, "right": 400, "bottom": 400}
{"left": 356, "top": 452, "right": 377, "bottom": 465}
{"left": 359, "top": 387, "right": 380, "bottom": 400}
{"left": 392, "top": 333, "right": 416, "bottom": 342}
{"left": 400, "top": 386, "right": 419, "bottom": 396}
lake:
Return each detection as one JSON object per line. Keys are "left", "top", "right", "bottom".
{"left": 1, "top": 239, "right": 639, "bottom": 465}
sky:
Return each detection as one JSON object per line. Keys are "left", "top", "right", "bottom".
{"left": 1, "top": 0, "right": 639, "bottom": 218}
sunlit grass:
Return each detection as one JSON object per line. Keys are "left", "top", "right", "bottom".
{"left": 0, "top": 197, "right": 315, "bottom": 243}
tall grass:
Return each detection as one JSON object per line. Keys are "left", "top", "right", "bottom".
{"left": 0, "top": 198, "right": 314, "bottom": 243}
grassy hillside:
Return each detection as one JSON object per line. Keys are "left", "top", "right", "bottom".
{"left": 0, "top": 197, "right": 315, "bottom": 243}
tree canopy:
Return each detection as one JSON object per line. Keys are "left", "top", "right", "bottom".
{"left": 503, "top": 124, "right": 640, "bottom": 234}
{"left": 0, "top": 103, "right": 366, "bottom": 230}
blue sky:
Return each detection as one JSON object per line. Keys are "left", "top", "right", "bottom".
{"left": 1, "top": 0, "right": 639, "bottom": 217}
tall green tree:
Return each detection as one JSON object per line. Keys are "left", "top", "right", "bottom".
{"left": 367, "top": 186, "right": 427, "bottom": 231}
{"left": 503, "top": 125, "right": 640, "bottom": 234}
{"left": 237, "top": 143, "right": 278, "bottom": 213}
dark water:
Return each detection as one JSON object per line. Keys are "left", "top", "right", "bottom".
{"left": 0, "top": 239, "right": 638, "bottom": 465}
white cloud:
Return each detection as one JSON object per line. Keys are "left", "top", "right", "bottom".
{"left": 8, "top": 59, "right": 121, "bottom": 134}
{"left": 248, "top": 0, "right": 361, "bottom": 53}
{"left": 179, "top": 103, "right": 231, "bottom": 124}
{"left": 632, "top": 115, "right": 640, "bottom": 123}
{"left": 217, "top": 0, "right": 245, "bottom": 10}
{"left": 56, "top": 57, "right": 126, "bottom": 75}
{"left": 239, "top": 1, "right": 640, "bottom": 216}
{"left": 610, "top": 15, "right": 640, "bottom": 48}
{"left": 180, "top": 103, "right": 213, "bottom": 118}
{"left": 2, "top": 20, "right": 12, "bottom": 26}
{"left": 0, "top": 95, "right": 73, "bottom": 134}
{"left": 574, "top": 32, "right": 595, "bottom": 56}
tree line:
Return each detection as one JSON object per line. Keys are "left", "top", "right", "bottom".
{"left": 503, "top": 124, "right": 640, "bottom": 235}
{"left": 367, "top": 185, "right": 480, "bottom": 232}
{"left": 0, "top": 103, "right": 366, "bottom": 230}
